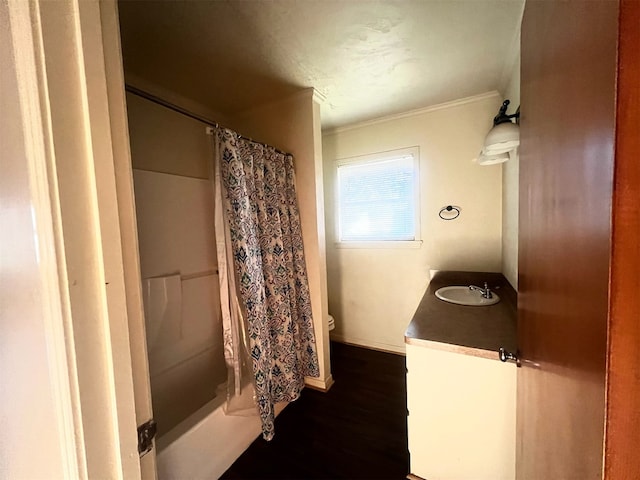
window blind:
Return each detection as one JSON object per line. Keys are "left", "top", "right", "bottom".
{"left": 337, "top": 154, "right": 417, "bottom": 242}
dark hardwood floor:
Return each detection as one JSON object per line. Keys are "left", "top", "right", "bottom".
{"left": 220, "top": 342, "right": 409, "bottom": 479}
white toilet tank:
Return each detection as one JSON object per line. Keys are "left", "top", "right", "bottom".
{"left": 327, "top": 314, "right": 335, "bottom": 331}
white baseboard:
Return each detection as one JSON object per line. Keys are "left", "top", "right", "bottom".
{"left": 330, "top": 333, "right": 406, "bottom": 355}
{"left": 304, "top": 374, "right": 334, "bottom": 391}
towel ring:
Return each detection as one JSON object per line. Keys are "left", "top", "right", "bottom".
{"left": 439, "top": 205, "right": 461, "bottom": 220}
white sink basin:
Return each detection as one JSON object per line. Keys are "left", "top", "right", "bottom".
{"left": 435, "top": 286, "right": 500, "bottom": 306}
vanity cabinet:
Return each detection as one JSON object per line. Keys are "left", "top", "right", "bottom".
{"left": 405, "top": 271, "right": 517, "bottom": 480}
{"left": 406, "top": 344, "right": 516, "bottom": 480}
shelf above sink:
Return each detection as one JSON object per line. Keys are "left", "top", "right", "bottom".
{"left": 435, "top": 286, "right": 500, "bottom": 306}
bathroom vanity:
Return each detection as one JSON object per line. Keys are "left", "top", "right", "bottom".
{"left": 404, "top": 271, "right": 517, "bottom": 480}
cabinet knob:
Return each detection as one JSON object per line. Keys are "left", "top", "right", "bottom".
{"left": 499, "top": 347, "right": 520, "bottom": 366}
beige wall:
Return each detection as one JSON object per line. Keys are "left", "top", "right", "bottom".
{"left": 126, "top": 92, "right": 212, "bottom": 179}
{"left": 126, "top": 71, "right": 229, "bottom": 128}
{"left": 501, "top": 53, "right": 520, "bottom": 290}
{"left": 322, "top": 93, "right": 503, "bottom": 353}
{"left": 229, "top": 89, "right": 333, "bottom": 389}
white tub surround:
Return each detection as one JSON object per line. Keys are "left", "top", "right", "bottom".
{"left": 156, "top": 398, "right": 287, "bottom": 479}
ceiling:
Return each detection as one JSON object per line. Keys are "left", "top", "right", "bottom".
{"left": 118, "top": 0, "right": 524, "bottom": 130}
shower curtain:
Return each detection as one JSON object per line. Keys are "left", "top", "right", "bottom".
{"left": 213, "top": 127, "right": 320, "bottom": 441}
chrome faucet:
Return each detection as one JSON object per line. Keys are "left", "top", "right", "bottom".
{"left": 469, "top": 282, "right": 493, "bottom": 299}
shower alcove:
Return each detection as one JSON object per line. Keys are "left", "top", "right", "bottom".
{"left": 119, "top": 11, "right": 333, "bottom": 477}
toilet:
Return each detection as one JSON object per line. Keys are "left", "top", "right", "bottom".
{"left": 328, "top": 314, "right": 335, "bottom": 331}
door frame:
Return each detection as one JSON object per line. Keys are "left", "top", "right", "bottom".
{"left": 9, "top": 0, "right": 638, "bottom": 478}
{"left": 604, "top": 0, "right": 640, "bottom": 476}
{"left": 6, "top": 0, "right": 153, "bottom": 478}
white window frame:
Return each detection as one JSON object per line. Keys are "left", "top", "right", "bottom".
{"left": 334, "top": 146, "right": 422, "bottom": 249}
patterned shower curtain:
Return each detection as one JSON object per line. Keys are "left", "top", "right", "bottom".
{"left": 215, "top": 128, "right": 320, "bottom": 440}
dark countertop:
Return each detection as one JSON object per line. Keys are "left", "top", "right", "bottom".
{"left": 405, "top": 271, "right": 517, "bottom": 360}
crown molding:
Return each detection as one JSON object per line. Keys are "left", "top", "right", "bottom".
{"left": 312, "top": 88, "right": 327, "bottom": 104}
{"left": 323, "top": 91, "right": 502, "bottom": 136}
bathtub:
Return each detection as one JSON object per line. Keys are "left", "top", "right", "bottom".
{"left": 156, "top": 395, "right": 287, "bottom": 479}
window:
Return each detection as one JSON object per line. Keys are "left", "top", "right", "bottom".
{"left": 336, "top": 147, "right": 420, "bottom": 245}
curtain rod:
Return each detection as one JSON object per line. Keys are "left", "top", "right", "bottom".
{"left": 124, "top": 84, "right": 291, "bottom": 157}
